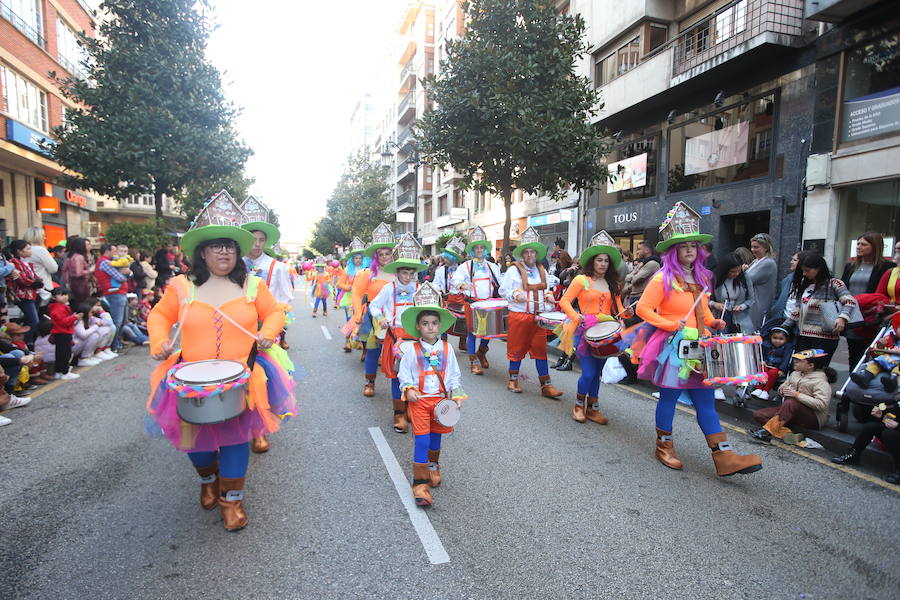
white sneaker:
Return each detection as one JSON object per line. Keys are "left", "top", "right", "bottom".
{"left": 0, "top": 415, "right": 11, "bottom": 426}
{"left": 751, "top": 389, "right": 769, "bottom": 400}
{"left": 97, "top": 350, "right": 116, "bottom": 360}
{"left": 78, "top": 358, "right": 101, "bottom": 366}
{"left": 651, "top": 391, "right": 660, "bottom": 399}
{"left": 61, "top": 372, "right": 80, "bottom": 380}
{"left": 4, "top": 395, "right": 31, "bottom": 408}
{"left": 714, "top": 388, "right": 726, "bottom": 400}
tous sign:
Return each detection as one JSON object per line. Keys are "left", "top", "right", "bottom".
{"left": 611, "top": 211, "right": 638, "bottom": 225}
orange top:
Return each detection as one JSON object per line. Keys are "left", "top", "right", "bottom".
{"left": 313, "top": 272, "right": 330, "bottom": 298}
{"left": 337, "top": 269, "right": 353, "bottom": 292}
{"left": 559, "top": 274, "right": 615, "bottom": 321}
{"left": 636, "top": 273, "right": 715, "bottom": 332}
{"left": 351, "top": 268, "right": 392, "bottom": 324}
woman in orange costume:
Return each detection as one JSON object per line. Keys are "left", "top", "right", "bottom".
{"left": 634, "top": 202, "right": 761, "bottom": 478}
{"left": 559, "top": 230, "right": 624, "bottom": 426}
{"left": 338, "top": 238, "right": 368, "bottom": 352}
{"left": 351, "top": 223, "right": 396, "bottom": 397}
{"left": 146, "top": 207, "right": 297, "bottom": 532}
{"left": 311, "top": 259, "right": 330, "bottom": 317}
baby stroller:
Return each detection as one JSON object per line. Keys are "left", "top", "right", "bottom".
{"left": 835, "top": 324, "right": 897, "bottom": 432}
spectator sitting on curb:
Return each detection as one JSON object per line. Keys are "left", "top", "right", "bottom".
{"left": 832, "top": 401, "right": 900, "bottom": 483}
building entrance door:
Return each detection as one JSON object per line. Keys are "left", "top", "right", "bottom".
{"left": 613, "top": 233, "right": 645, "bottom": 259}
{"left": 719, "top": 211, "right": 771, "bottom": 257}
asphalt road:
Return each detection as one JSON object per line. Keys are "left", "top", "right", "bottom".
{"left": 2, "top": 288, "right": 899, "bottom": 599}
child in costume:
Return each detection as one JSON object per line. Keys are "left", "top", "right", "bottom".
{"left": 398, "top": 282, "right": 466, "bottom": 507}
{"left": 750, "top": 326, "right": 794, "bottom": 400}
{"left": 849, "top": 312, "right": 900, "bottom": 392}
{"left": 749, "top": 349, "right": 832, "bottom": 444}
{"left": 338, "top": 238, "right": 369, "bottom": 352}
{"left": 311, "top": 260, "right": 330, "bottom": 317}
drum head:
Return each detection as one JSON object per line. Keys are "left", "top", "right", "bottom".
{"left": 175, "top": 360, "right": 245, "bottom": 384}
{"left": 472, "top": 299, "right": 508, "bottom": 310}
{"left": 434, "top": 399, "right": 461, "bottom": 427}
{"left": 539, "top": 311, "right": 566, "bottom": 322}
{"left": 586, "top": 321, "right": 621, "bottom": 339}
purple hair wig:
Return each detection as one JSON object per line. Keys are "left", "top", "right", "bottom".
{"left": 660, "top": 243, "right": 713, "bottom": 296}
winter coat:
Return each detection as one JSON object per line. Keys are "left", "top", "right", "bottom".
{"left": 778, "top": 370, "right": 832, "bottom": 428}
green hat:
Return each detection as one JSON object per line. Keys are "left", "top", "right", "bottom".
{"left": 400, "top": 282, "right": 456, "bottom": 337}
{"left": 242, "top": 222, "right": 280, "bottom": 247}
{"left": 181, "top": 191, "right": 256, "bottom": 256}
{"left": 579, "top": 229, "right": 622, "bottom": 269}
{"left": 240, "top": 196, "right": 280, "bottom": 247}
{"left": 464, "top": 225, "right": 492, "bottom": 255}
{"left": 365, "top": 222, "right": 396, "bottom": 258}
{"left": 346, "top": 237, "right": 366, "bottom": 257}
{"left": 443, "top": 235, "right": 467, "bottom": 262}
{"left": 512, "top": 226, "right": 547, "bottom": 261}
{"left": 655, "top": 202, "right": 712, "bottom": 253}
{"left": 384, "top": 233, "right": 427, "bottom": 273}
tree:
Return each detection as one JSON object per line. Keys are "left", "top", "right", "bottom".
{"left": 103, "top": 221, "right": 168, "bottom": 252}
{"left": 308, "top": 217, "right": 347, "bottom": 256}
{"left": 416, "top": 0, "right": 611, "bottom": 256}
{"left": 326, "top": 149, "right": 393, "bottom": 241}
{"left": 49, "top": 0, "right": 252, "bottom": 223}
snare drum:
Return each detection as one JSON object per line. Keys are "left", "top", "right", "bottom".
{"left": 471, "top": 299, "right": 509, "bottom": 339}
{"left": 535, "top": 311, "right": 567, "bottom": 330}
{"left": 170, "top": 360, "right": 249, "bottom": 425}
{"left": 434, "top": 398, "right": 461, "bottom": 427}
{"left": 584, "top": 321, "right": 623, "bottom": 357}
{"left": 700, "top": 334, "right": 766, "bottom": 387}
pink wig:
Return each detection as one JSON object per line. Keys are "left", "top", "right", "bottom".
{"left": 660, "top": 243, "right": 713, "bottom": 296}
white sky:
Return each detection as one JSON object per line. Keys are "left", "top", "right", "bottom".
{"left": 205, "top": 0, "right": 406, "bottom": 244}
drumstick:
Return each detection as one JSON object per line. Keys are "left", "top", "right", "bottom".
{"left": 682, "top": 286, "right": 708, "bottom": 321}
{"left": 719, "top": 301, "right": 728, "bottom": 320}
{"left": 614, "top": 300, "right": 638, "bottom": 319}
{"left": 213, "top": 307, "right": 261, "bottom": 341}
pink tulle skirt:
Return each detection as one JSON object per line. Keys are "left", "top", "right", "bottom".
{"left": 636, "top": 327, "right": 707, "bottom": 390}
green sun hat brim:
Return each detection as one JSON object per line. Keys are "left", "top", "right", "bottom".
{"left": 443, "top": 248, "right": 464, "bottom": 262}
{"left": 265, "top": 248, "right": 286, "bottom": 259}
{"left": 655, "top": 233, "right": 713, "bottom": 254}
{"left": 383, "top": 258, "right": 428, "bottom": 273}
{"left": 364, "top": 242, "right": 396, "bottom": 258}
{"left": 513, "top": 241, "right": 547, "bottom": 261}
{"left": 347, "top": 248, "right": 366, "bottom": 256}
{"left": 464, "top": 240, "right": 492, "bottom": 255}
{"left": 579, "top": 245, "right": 623, "bottom": 270}
{"left": 181, "top": 225, "right": 256, "bottom": 257}
{"left": 241, "top": 222, "right": 280, "bottom": 247}
{"left": 401, "top": 305, "right": 457, "bottom": 338}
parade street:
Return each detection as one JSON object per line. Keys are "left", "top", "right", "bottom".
{"left": 2, "top": 291, "right": 899, "bottom": 600}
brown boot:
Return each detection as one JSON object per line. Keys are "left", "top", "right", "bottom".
{"left": 507, "top": 371, "right": 522, "bottom": 393}
{"left": 412, "top": 462, "right": 433, "bottom": 507}
{"left": 476, "top": 346, "right": 490, "bottom": 369}
{"left": 458, "top": 335, "right": 467, "bottom": 352}
{"left": 539, "top": 375, "right": 563, "bottom": 399}
{"left": 279, "top": 339, "right": 290, "bottom": 350}
{"left": 585, "top": 397, "right": 609, "bottom": 425}
{"left": 363, "top": 374, "right": 375, "bottom": 397}
{"left": 392, "top": 399, "right": 408, "bottom": 433}
{"left": 251, "top": 436, "right": 270, "bottom": 454}
{"left": 655, "top": 428, "right": 684, "bottom": 470}
{"left": 194, "top": 462, "right": 219, "bottom": 510}
{"left": 428, "top": 449, "right": 442, "bottom": 487}
{"left": 469, "top": 356, "right": 483, "bottom": 375}
{"left": 218, "top": 477, "right": 248, "bottom": 531}
{"left": 573, "top": 393, "right": 586, "bottom": 423}
{"left": 706, "top": 432, "right": 763, "bottom": 477}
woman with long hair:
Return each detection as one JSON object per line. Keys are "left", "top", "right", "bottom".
{"left": 841, "top": 232, "right": 895, "bottom": 370}
{"left": 634, "top": 202, "right": 762, "bottom": 477}
{"left": 710, "top": 252, "right": 757, "bottom": 334}
{"left": 745, "top": 233, "right": 778, "bottom": 330}
{"left": 62, "top": 237, "right": 92, "bottom": 304}
{"left": 6, "top": 240, "right": 41, "bottom": 344}
{"left": 22, "top": 226, "right": 58, "bottom": 306}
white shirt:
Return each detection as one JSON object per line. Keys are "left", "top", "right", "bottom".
{"left": 244, "top": 254, "right": 294, "bottom": 304}
{"left": 433, "top": 264, "right": 459, "bottom": 295}
{"left": 398, "top": 338, "right": 462, "bottom": 395}
{"left": 369, "top": 281, "right": 419, "bottom": 328}
{"left": 25, "top": 245, "right": 59, "bottom": 294}
{"left": 499, "top": 262, "right": 559, "bottom": 314}
{"left": 451, "top": 259, "right": 503, "bottom": 300}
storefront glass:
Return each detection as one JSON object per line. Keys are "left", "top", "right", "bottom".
{"left": 601, "top": 134, "right": 658, "bottom": 204}
{"left": 834, "top": 179, "right": 900, "bottom": 269}
{"left": 840, "top": 30, "right": 900, "bottom": 144}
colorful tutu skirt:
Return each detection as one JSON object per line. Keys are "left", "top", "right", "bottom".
{"left": 635, "top": 327, "right": 707, "bottom": 390}
{"left": 145, "top": 352, "right": 298, "bottom": 452}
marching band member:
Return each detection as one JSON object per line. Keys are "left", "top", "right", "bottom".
{"left": 370, "top": 233, "right": 426, "bottom": 433}
{"left": 498, "top": 227, "right": 563, "bottom": 398}
{"left": 398, "top": 282, "right": 467, "bottom": 507}
{"left": 338, "top": 238, "right": 368, "bottom": 352}
{"left": 452, "top": 226, "right": 503, "bottom": 375}
{"left": 433, "top": 236, "right": 468, "bottom": 353}
{"left": 310, "top": 258, "right": 330, "bottom": 318}
{"left": 351, "top": 223, "right": 396, "bottom": 398}
{"left": 147, "top": 193, "right": 297, "bottom": 531}
{"left": 635, "top": 202, "right": 762, "bottom": 477}
{"left": 559, "top": 230, "right": 623, "bottom": 425}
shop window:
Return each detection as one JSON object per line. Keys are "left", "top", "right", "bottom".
{"left": 840, "top": 31, "right": 900, "bottom": 144}
{"left": 668, "top": 92, "right": 775, "bottom": 193}
{"left": 601, "top": 134, "right": 658, "bottom": 204}
{"left": 1, "top": 65, "right": 48, "bottom": 132}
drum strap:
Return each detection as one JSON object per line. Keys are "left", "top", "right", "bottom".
{"left": 266, "top": 259, "right": 277, "bottom": 286}
{"left": 514, "top": 262, "right": 547, "bottom": 312}
{"left": 417, "top": 341, "right": 450, "bottom": 399}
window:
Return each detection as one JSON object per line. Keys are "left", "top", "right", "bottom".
{"left": 594, "top": 26, "right": 666, "bottom": 88}
{"left": 453, "top": 189, "right": 465, "bottom": 208}
{"left": 57, "top": 19, "right": 89, "bottom": 78}
{"left": 1, "top": 66, "right": 48, "bottom": 132}
{"left": 594, "top": 53, "right": 615, "bottom": 87}
{"left": 616, "top": 37, "right": 640, "bottom": 77}
{"left": 668, "top": 92, "right": 776, "bottom": 192}
{"left": 601, "top": 134, "right": 658, "bottom": 204}
{"left": 648, "top": 23, "right": 667, "bottom": 53}
{"left": 841, "top": 31, "right": 900, "bottom": 143}
{"left": 423, "top": 198, "right": 433, "bottom": 223}
{"left": 1, "top": 0, "right": 44, "bottom": 48}
{"left": 438, "top": 194, "right": 448, "bottom": 216}
{"left": 683, "top": 20, "right": 710, "bottom": 58}
{"left": 715, "top": 0, "right": 747, "bottom": 43}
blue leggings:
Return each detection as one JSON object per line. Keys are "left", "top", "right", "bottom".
{"left": 187, "top": 442, "right": 250, "bottom": 479}
{"left": 466, "top": 334, "right": 490, "bottom": 355}
{"left": 656, "top": 387, "right": 723, "bottom": 435}
{"left": 578, "top": 355, "right": 606, "bottom": 396}
{"left": 509, "top": 358, "right": 549, "bottom": 377}
{"left": 364, "top": 344, "right": 382, "bottom": 376}
{"left": 414, "top": 433, "right": 443, "bottom": 463}
{"left": 313, "top": 297, "right": 327, "bottom": 311}
{"left": 391, "top": 377, "right": 401, "bottom": 400}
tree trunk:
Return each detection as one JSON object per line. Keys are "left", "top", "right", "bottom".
{"left": 501, "top": 187, "right": 513, "bottom": 261}
{"left": 154, "top": 188, "right": 165, "bottom": 225}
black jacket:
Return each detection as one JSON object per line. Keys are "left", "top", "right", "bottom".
{"left": 841, "top": 261, "right": 896, "bottom": 295}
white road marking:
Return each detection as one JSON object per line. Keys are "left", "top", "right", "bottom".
{"left": 320, "top": 325, "right": 332, "bottom": 340}
{"left": 368, "top": 427, "right": 450, "bottom": 565}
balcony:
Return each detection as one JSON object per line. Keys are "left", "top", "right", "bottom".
{"left": 803, "top": 0, "right": 881, "bottom": 22}
{"left": 396, "top": 158, "right": 416, "bottom": 181}
{"left": 0, "top": 1, "right": 46, "bottom": 49}
{"left": 594, "top": 47, "right": 673, "bottom": 123}
{"left": 396, "top": 190, "right": 415, "bottom": 211}
{"left": 396, "top": 124, "right": 414, "bottom": 148}
{"left": 397, "top": 90, "right": 416, "bottom": 125}
{"left": 670, "top": 0, "right": 804, "bottom": 85}
{"left": 400, "top": 59, "right": 416, "bottom": 92}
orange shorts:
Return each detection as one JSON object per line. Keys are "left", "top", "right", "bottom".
{"left": 506, "top": 311, "right": 548, "bottom": 361}
{"left": 380, "top": 328, "right": 415, "bottom": 379}
{"left": 408, "top": 394, "right": 453, "bottom": 436}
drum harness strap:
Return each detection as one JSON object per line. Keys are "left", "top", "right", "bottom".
{"left": 416, "top": 341, "right": 450, "bottom": 400}
{"left": 514, "top": 262, "right": 548, "bottom": 314}
{"left": 467, "top": 260, "right": 500, "bottom": 301}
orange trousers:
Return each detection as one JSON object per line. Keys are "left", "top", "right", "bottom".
{"left": 408, "top": 394, "right": 454, "bottom": 436}
{"left": 506, "top": 311, "right": 548, "bottom": 362}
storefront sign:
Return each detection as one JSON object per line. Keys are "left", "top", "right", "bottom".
{"left": 600, "top": 204, "right": 646, "bottom": 231}
{"left": 841, "top": 86, "right": 900, "bottom": 143}
{"left": 606, "top": 153, "right": 648, "bottom": 193}
{"left": 529, "top": 209, "right": 571, "bottom": 228}
{"left": 65, "top": 190, "right": 88, "bottom": 208}
{"left": 684, "top": 121, "right": 749, "bottom": 176}
{"left": 6, "top": 120, "right": 50, "bottom": 156}
{"left": 395, "top": 212, "right": 414, "bottom": 223}
{"left": 421, "top": 235, "right": 438, "bottom": 245}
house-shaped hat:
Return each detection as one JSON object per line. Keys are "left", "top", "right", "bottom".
{"left": 443, "top": 235, "right": 467, "bottom": 262}
{"left": 240, "top": 195, "right": 279, "bottom": 247}
{"left": 513, "top": 226, "right": 547, "bottom": 261}
{"left": 579, "top": 229, "right": 622, "bottom": 269}
{"left": 181, "top": 190, "right": 255, "bottom": 256}
{"left": 400, "top": 281, "right": 456, "bottom": 337}
{"left": 465, "top": 225, "right": 492, "bottom": 254}
{"left": 656, "top": 201, "right": 712, "bottom": 253}
{"left": 365, "top": 222, "right": 396, "bottom": 257}
{"left": 346, "top": 237, "right": 367, "bottom": 256}
{"left": 385, "top": 233, "right": 426, "bottom": 273}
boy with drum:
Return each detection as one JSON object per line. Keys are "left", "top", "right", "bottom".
{"left": 451, "top": 226, "right": 503, "bottom": 374}
{"left": 498, "top": 227, "right": 563, "bottom": 398}
{"left": 398, "top": 282, "right": 467, "bottom": 507}
{"left": 433, "top": 236, "right": 468, "bottom": 354}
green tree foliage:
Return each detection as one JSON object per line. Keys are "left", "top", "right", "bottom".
{"left": 308, "top": 217, "right": 347, "bottom": 256}
{"left": 326, "top": 149, "right": 393, "bottom": 242}
{"left": 416, "top": 0, "right": 611, "bottom": 255}
{"left": 103, "top": 222, "right": 168, "bottom": 252}
{"left": 435, "top": 232, "right": 455, "bottom": 253}
{"left": 49, "top": 0, "right": 252, "bottom": 223}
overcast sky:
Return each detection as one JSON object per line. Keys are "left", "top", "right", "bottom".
{"left": 205, "top": 0, "right": 405, "bottom": 244}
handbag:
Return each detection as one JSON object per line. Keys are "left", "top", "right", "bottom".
{"left": 29, "top": 277, "right": 44, "bottom": 290}
{"left": 820, "top": 282, "right": 865, "bottom": 330}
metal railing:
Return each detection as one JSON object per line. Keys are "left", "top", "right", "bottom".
{"left": 396, "top": 158, "right": 414, "bottom": 179}
{"left": 396, "top": 190, "right": 414, "bottom": 209}
{"left": 397, "top": 90, "right": 415, "bottom": 118}
{"left": 396, "top": 124, "right": 413, "bottom": 148}
{"left": 0, "top": 1, "right": 46, "bottom": 49}
{"left": 670, "top": 0, "right": 803, "bottom": 77}
{"left": 400, "top": 59, "right": 416, "bottom": 83}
